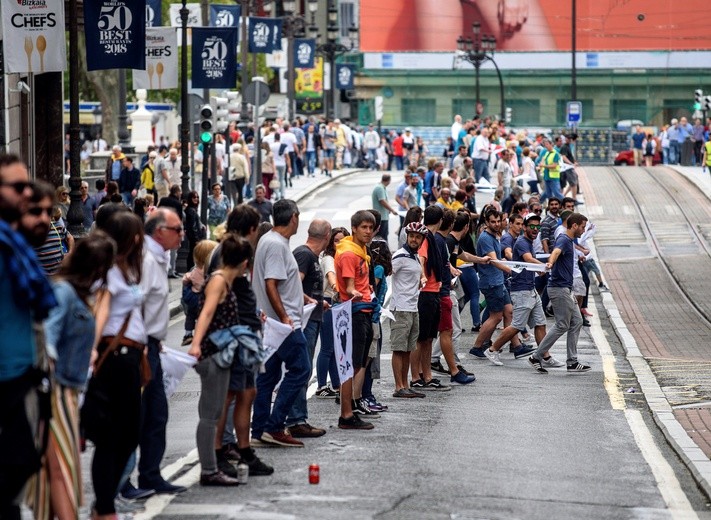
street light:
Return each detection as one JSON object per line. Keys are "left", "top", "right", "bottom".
{"left": 66, "top": 0, "right": 84, "bottom": 237}
{"left": 179, "top": 0, "right": 190, "bottom": 193}
{"left": 456, "top": 23, "right": 505, "bottom": 119}
{"left": 315, "top": 0, "right": 358, "bottom": 121}
{"left": 282, "top": 0, "right": 318, "bottom": 121}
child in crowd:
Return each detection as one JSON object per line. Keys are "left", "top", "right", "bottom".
{"left": 181, "top": 240, "right": 219, "bottom": 345}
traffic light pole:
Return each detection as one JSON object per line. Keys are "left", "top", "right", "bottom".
{"left": 200, "top": 142, "right": 211, "bottom": 224}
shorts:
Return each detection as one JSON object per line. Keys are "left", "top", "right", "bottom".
{"left": 229, "top": 357, "right": 255, "bottom": 392}
{"left": 367, "top": 322, "right": 380, "bottom": 358}
{"left": 480, "top": 284, "right": 510, "bottom": 313}
{"left": 417, "top": 291, "right": 441, "bottom": 341}
{"left": 573, "top": 276, "right": 586, "bottom": 297}
{"left": 351, "top": 311, "right": 374, "bottom": 369}
{"left": 510, "top": 289, "right": 547, "bottom": 330}
{"left": 566, "top": 169, "right": 578, "bottom": 186}
{"left": 438, "top": 295, "right": 453, "bottom": 332}
{"left": 323, "top": 149, "right": 335, "bottom": 158}
{"left": 390, "top": 311, "right": 419, "bottom": 352}
{"left": 582, "top": 257, "right": 601, "bottom": 277}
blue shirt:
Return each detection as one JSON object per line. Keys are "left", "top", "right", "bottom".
{"left": 476, "top": 229, "right": 504, "bottom": 289}
{"left": 434, "top": 233, "right": 452, "bottom": 295}
{"left": 424, "top": 170, "right": 435, "bottom": 194}
{"left": 667, "top": 126, "right": 681, "bottom": 142}
{"left": 631, "top": 132, "right": 645, "bottom": 150}
{"left": 549, "top": 233, "right": 575, "bottom": 288}
{"left": 677, "top": 123, "right": 693, "bottom": 141}
{"left": 0, "top": 256, "right": 36, "bottom": 381}
{"left": 510, "top": 236, "right": 536, "bottom": 292}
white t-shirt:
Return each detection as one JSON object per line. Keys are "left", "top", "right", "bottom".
{"left": 103, "top": 266, "right": 147, "bottom": 344}
{"left": 280, "top": 131, "right": 297, "bottom": 154}
{"left": 472, "top": 135, "right": 491, "bottom": 160}
{"left": 390, "top": 246, "right": 422, "bottom": 312}
{"left": 523, "top": 156, "right": 537, "bottom": 181}
{"left": 270, "top": 142, "right": 287, "bottom": 168}
{"left": 496, "top": 158, "right": 512, "bottom": 188}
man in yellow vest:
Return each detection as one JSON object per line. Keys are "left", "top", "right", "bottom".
{"left": 538, "top": 138, "right": 572, "bottom": 203}
{"left": 702, "top": 140, "right": 711, "bottom": 173}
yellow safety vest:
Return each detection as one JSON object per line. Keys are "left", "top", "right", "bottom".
{"left": 541, "top": 150, "right": 560, "bottom": 180}
{"left": 705, "top": 141, "right": 711, "bottom": 166}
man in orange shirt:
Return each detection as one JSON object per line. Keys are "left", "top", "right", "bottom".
{"left": 334, "top": 210, "right": 379, "bottom": 430}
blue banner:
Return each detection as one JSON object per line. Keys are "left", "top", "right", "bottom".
{"left": 336, "top": 64, "right": 355, "bottom": 90}
{"left": 84, "top": 0, "right": 146, "bottom": 71}
{"left": 146, "top": 0, "right": 161, "bottom": 26}
{"left": 248, "top": 17, "right": 282, "bottom": 53}
{"left": 210, "top": 4, "right": 241, "bottom": 27}
{"left": 293, "top": 38, "right": 316, "bottom": 69}
{"left": 192, "top": 27, "right": 238, "bottom": 89}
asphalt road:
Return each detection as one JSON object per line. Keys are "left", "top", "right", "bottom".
{"left": 62, "top": 171, "right": 711, "bottom": 520}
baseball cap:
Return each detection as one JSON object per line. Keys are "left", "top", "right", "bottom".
{"left": 524, "top": 213, "right": 541, "bottom": 224}
{"left": 405, "top": 127, "right": 412, "bottom": 132}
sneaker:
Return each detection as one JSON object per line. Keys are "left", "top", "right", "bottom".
{"left": 181, "top": 334, "right": 193, "bottom": 346}
{"left": 456, "top": 364, "right": 475, "bottom": 377}
{"left": 260, "top": 430, "right": 305, "bottom": 447}
{"left": 121, "top": 484, "right": 155, "bottom": 501}
{"left": 430, "top": 360, "right": 450, "bottom": 375}
{"left": 541, "top": 356, "right": 566, "bottom": 368}
{"left": 217, "top": 455, "right": 238, "bottom": 478}
{"left": 582, "top": 318, "right": 591, "bottom": 327}
{"left": 288, "top": 423, "right": 327, "bottom": 438}
{"left": 315, "top": 386, "right": 339, "bottom": 399}
{"left": 365, "top": 397, "right": 388, "bottom": 412}
{"left": 393, "top": 388, "right": 417, "bottom": 398}
{"left": 484, "top": 348, "right": 503, "bottom": 366}
{"left": 567, "top": 362, "right": 592, "bottom": 373}
{"left": 338, "top": 414, "right": 375, "bottom": 430}
{"left": 240, "top": 448, "right": 274, "bottom": 476}
{"left": 406, "top": 388, "right": 426, "bottom": 398}
{"left": 354, "top": 398, "right": 380, "bottom": 418}
{"left": 115, "top": 496, "right": 145, "bottom": 514}
{"left": 471, "top": 325, "right": 481, "bottom": 332}
{"left": 451, "top": 370, "right": 476, "bottom": 385}
{"left": 469, "top": 340, "right": 491, "bottom": 358}
{"left": 598, "top": 283, "right": 608, "bottom": 291}
{"left": 410, "top": 379, "right": 426, "bottom": 389}
{"left": 220, "top": 443, "right": 240, "bottom": 462}
{"left": 199, "top": 470, "right": 240, "bottom": 487}
{"left": 512, "top": 345, "right": 536, "bottom": 359}
{"left": 528, "top": 356, "right": 548, "bottom": 374}
{"left": 423, "top": 378, "right": 452, "bottom": 391}
{"left": 544, "top": 306, "right": 554, "bottom": 318}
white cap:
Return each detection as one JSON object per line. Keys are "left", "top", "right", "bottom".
{"left": 405, "top": 127, "right": 412, "bottom": 132}
{"left": 334, "top": 118, "right": 341, "bottom": 124}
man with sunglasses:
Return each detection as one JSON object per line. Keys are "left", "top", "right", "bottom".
{"left": 0, "top": 154, "right": 57, "bottom": 520}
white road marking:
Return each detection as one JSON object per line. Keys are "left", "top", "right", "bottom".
{"left": 134, "top": 464, "right": 201, "bottom": 520}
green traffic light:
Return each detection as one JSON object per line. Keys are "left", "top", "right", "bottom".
{"left": 694, "top": 102, "right": 702, "bottom": 110}
{"left": 200, "top": 131, "right": 212, "bottom": 144}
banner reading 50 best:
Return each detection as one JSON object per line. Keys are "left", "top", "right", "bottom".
{"left": 191, "top": 27, "right": 237, "bottom": 89}
{"left": 1, "top": 0, "right": 67, "bottom": 74}
{"left": 133, "top": 28, "right": 178, "bottom": 90}
{"left": 84, "top": 0, "right": 146, "bottom": 71}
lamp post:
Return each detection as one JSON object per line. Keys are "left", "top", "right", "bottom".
{"left": 314, "top": 0, "right": 358, "bottom": 121}
{"left": 92, "top": 106, "right": 103, "bottom": 139}
{"left": 179, "top": 1, "right": 191, "bottom": 193}
{"left": 456, "top": 23, "right": 504, "bottom": 119}
{"left": 117, "top": 69, "right": 131, "bottom": 152}
{"left": 66, "top": 0, "right": 84, "bottom": 237}
{"left": 282, "top": 0, "right": 318, "bottom": 122}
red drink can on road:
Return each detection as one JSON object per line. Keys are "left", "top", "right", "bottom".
{"left": 309, "top": 464, "right": 320, "bottom": 484}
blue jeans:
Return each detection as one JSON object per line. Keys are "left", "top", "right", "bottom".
{"left": 317, "top": 299, "right": 340, "bottom": 389}
{"left": 459, "top": 266, "right": 481, "bottom": 327}
{"left": 368, "top": 148, "right": 378, "bottom": 169}
{"left": 662, "top": 146, "right": 669, "bottom": 165}
{"left": 395, "top": 156, "right": 404, "bottom": 170}
{"left": 542, "top": 179, "right": 562, "bottom": 203}
{"left": 473, "top": 158, "right": 489, "bottom": 182}
{"left": 305, "top": 150, "right": 317, "bottom": 174}
{"left": 286, "top": 320, "right": 320, "bottom": 427}
{"left": 669, "top": 141, "right": 680, "bottom": 165}
{"left": 251, "top": 329, "right": 310, "bottom": 438}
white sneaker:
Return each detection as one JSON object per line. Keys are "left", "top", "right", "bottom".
{"left": 484, "top": 348, "right": 503, "bottom": 366}
{"left": 541, "top": 356, "right": 565, "bottom": 368}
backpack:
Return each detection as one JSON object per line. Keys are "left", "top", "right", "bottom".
{"left": 645, "top": 140, "right": 653, "bottom": 155}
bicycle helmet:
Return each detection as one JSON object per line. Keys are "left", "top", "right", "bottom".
{"left": 404, "top": 221, "right": 428, "bottom": 236}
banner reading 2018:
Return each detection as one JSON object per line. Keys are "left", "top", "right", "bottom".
{"left": 191, "top": 27, "right": 237, "bottom": 89}
{"left": 84, "top": 0, "right": 146, "bottom": 71}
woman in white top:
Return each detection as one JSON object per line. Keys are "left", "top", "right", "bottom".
{"left": 228, "top": 143, "right": 250, "bottom": 206}
{"left": 269, "top": 132, "right": 291, "bottom": 201}
{"left": 89, "top": 211, "right": 147, "bottom": 519}
{"left": 521, "top": 147, "right": 539, "bottom": 194}
{"left": 496, "top": 149, "right": 514, "bottom": 201}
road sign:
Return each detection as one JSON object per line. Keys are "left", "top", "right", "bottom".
{"left": 244, "top": 79, "right": 270, "bottom": 107}
{"left": 567, "top": 101, "right": 582, "bottom": 125}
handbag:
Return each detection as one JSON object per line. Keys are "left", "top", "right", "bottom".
{"left": 269, "top": 178, "right": 281, "bottom": 190}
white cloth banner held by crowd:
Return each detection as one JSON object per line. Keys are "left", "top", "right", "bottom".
{"left": 262, "top": 317, "right": 293, "bottom": 362}
{"left": 160, "top": 347, "right": 197, "bottom": 398}
{"left": 492, "top": 259, "right": 549, "bottom": 273}
{"left": 133, "top": 27, "right": 178, "bottom": 90}
{"left": 1, "top": 0, "right": 67, "bottom": 73}
{"left": 332, "top": 300, "right": 354, "bottom": 384}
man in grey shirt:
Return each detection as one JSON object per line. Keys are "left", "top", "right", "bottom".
{"left": 251, "top": 199, "right": 311, "bottom": 448}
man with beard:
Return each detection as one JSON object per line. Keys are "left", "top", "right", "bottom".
{"left": 0, "top": 155, "right": 56, "bottom": 520}
{"left": 18, "top": 181, "right": 54, "bottom": 248}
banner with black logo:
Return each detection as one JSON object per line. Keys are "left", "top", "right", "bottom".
{"left": 248, "top": 17, "right": 282, "bottom": 54}
{"left": 133, "top": 28, "right": 178, "bottom": 90}
{"left": 293, "top": 38, "right": 315, "bottom": 69}
{"left": 146, "top": 0, "right": 162, "bottom": 26}
{"left": 84, "top": 0, "right": 146, "bottom": 71}
{"left": 1, "top": 0, "right": 67, "bottom": 74}
{"left": 191, "top": 27, "right": 237, "bottom": 89}
{"left": 335, "top": 64, "right": 355, "bottom": 90}
{"left": 210, "top": 4, "right": 241, "bottom": 27}
{"left": 169, "top": 3, "right": 201, "bottom": 26}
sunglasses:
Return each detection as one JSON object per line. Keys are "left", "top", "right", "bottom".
{"left": 161, "top": 225, "right": 184, "bottom": 233}
{"left": 532, "top": 209, "right": 542, "bottom": 213}
{"left": 0, "top": 180, "right": 33, "bottom": 194}
{"left": 528, "top": 224, "right": 541, "bottom": 230}
{"left": 27, "top": 206, "right": 53, "bottom": 217}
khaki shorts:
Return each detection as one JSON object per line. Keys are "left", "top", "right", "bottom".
{"left": 389, "top": 311, "right": 419, "bottom": 352}
{"left": 573, "top": 276, "right": 586, "bottom": 297}
{"left": 510, "top": 289, "right": 547, "bottom": 330}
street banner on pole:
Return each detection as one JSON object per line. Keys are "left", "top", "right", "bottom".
{"left": 84, "top": 0, "right": 146, "bottom": 71}
{"left": 210, "top": 4, "right": 241, "bottom": 27}
{"left": 248, "top": 17, "right": 282, "bottom": 53}
{"left": 295, "top": 57, "right": 324, "bottom": 115}
{"left": 335, "top": 64, "right": 355, "bottom": 90}
{"left": 332, "top": 300, "right": 354, "bottom": 384}
{"left": 133, "top": 28, "right": 178, "bottom": 90}
{"left": 293, "top": 38, "right": 316, "bottom": 69}
{"left": 1, "top": 0, "right": 67, "bottom": 74}
{"left": 146, "top": 0, "right": 162, "bottom": 26}
{"left": 191, "top": 27, "right": 238, "bottom": 89}
{"left": 169, "top": 3, "right": 201, "bottom": 26}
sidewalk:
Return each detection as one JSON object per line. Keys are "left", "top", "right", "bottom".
{"left": 167, "top": 168, "right": 364, "bottom": 317}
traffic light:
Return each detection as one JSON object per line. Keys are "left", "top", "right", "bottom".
{"left": 505, "top": 106, "right": 512, "bottom": 123}
{"left": 705, "top": 96, "right": 711, "bottom": 112}
{"left": 211, "top": 96, "right": 229, "bottom": 133}
{"left": 694, "top": 89, "right": 703, "bottom": 110}
{"left": 198, "top": 104, "right": 214, "bottom": 144}
{"left": 223, "top": 91, "right": 241, "bottom": 128}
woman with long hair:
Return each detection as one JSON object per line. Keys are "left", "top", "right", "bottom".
{"left": 184, "top": 191, "right": 204, "bottom": 271}
{"left": 27, "top": 234, "right": 116, "bottom": 520}
{"left": 88, "top": 212, "right": 147, "bottom": 519}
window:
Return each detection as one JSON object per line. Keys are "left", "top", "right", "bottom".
{"left": 402, "top": 99, "right": 436, "bottom": 125}
{"left": 339, "top": 1, "right": 356, "bottom": 38}
{"left": 610, "top": 99, "right": 647, "bottom": 122}
{"left": 507, "top": 99, "right": 540, "bottom": 125}
{"left": 452, "top": 99, "right": 481, "bottom": 120}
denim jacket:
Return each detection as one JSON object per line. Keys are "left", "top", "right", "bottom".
{"left": 44, "top": 280, "right": 95, "bottom": 389}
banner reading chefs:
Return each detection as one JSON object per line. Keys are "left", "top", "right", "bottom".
{"left": 84, "top": 0, "right": 146, "bottom": 71}
{"left": 133, "top": 28, "right": 178, "bottom": 90}
{"left": 1, "top": 0, "right": 67, "bottom": 74}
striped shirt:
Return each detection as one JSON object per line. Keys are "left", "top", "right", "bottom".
{"left": 35, "top": 221, "right": 66, "bottom": 274}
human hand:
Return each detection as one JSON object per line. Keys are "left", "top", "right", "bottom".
{"left": 498, "top": 0, "right": 529, "bottom": 36}
{"left": 188, "top": 344, "right": 201, "bottom": 359}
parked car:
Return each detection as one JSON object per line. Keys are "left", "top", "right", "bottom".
{"left": 613, "top": 148, "right": 662, "bottom": 166}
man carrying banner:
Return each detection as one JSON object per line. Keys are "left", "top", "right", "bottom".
{"left": 334, "top": 210, "right": 378, "bottom": 429}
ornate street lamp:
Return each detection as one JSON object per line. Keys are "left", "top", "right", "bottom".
{"left": 456, "top": 23, "right": 504, "bottom": 119}
{"left": 283, "top": 0, "right": 318, "bottom": 121}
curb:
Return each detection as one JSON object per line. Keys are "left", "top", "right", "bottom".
{"left": 596, "top": 259, "right": 711, "bottom": 500}
{"left": 167, "top": 168, "right": 367, "bottom": 318}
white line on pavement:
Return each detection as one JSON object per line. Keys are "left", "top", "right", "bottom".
{"left": 134, "top": 465, "right": 201, "bottom": 520}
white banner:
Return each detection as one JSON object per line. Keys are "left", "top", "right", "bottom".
{"left": 2, "top": 0, "right": 66, "bottom": 73}
{"left": 262, "top": 317, "right": 293, "bottom": 362}
{"left": 169, "top": 3, "right": 201, "bottom": 27}
{"left": 332, "top": 300, "right": 354, "bottom": 384}
{"left": 133, "top": 27, "right": 178, "bottom": 90}
{"left": 492, "top": 259, "right": 549, "bottom": 273}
